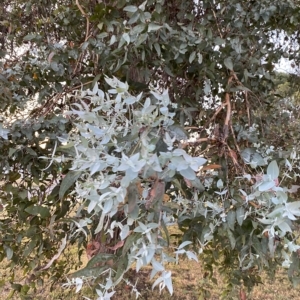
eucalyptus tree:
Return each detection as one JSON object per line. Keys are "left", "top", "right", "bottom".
{"left": 1, "top": 0, "right": 300, "bottom": 298}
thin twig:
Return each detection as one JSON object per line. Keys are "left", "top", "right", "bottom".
{"left": 71, "top": 80, "right": 94, "bottom": 90}
{"left": 223, "top": 92, "right": 231, "bottom": 139}
{"left": 212, "top": 9, "right": 223, "bottom": 38}
{"left": 181, "top": 137, "right": 214, "bottom": 149}
{"left": 245, "top": 91, "right": 251, "bottom": 127}
{"left": 222, "top": 73, "right": 235, "bottom": 140}
{"left": 75, "top": 0, "right": 90, "bottom": 42}
{"left": 204, "top": 101, "right": 227, "bottom": 128}
{"left": 184, "top": 126, "right": 201, "bottom": 130}
{"left": 230, "top": 122, "right": 240, "bottom": 153}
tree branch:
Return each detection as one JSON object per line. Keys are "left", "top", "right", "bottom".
{"left": 76, "top": 0, "right": 90, "bottom": 42}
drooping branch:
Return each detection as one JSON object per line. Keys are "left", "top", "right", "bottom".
{"left": 223, "top": 91, "right": 231, "bottom": 140}
{"left": 75, "top": 0, "right": 90, "bottom": 42}
{"left": 204, "top": 101, "right": 228, "bottom": 128}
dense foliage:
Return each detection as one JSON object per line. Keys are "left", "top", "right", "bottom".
{"left": 1, "top": 0, "right": 300, "bottom": 298}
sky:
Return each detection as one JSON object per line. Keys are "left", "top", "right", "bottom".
{"left": 275, "top": 57, "right": 299, "bottom": 74}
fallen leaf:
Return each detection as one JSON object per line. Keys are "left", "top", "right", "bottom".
{"left": 201, "top": 164, "right": 222, "bottom": 171}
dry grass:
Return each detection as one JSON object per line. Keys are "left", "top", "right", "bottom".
{"left": 1, "top": 225, "right": 300, "bottom": 299}
{"left": 1, "top": 256, "right": 300, "bottom": 300}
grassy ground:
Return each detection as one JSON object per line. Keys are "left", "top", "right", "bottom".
{"left": 1, "top": 225, "right": 300, "bottom": 299}
{"left": 1, "top": 256, "right": 300, "bottom": 300}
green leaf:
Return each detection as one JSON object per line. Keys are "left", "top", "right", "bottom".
{"left": 204, "top": 80, "right": 211, "bottom": 95}
{"left": 50, "top": 61, "right": 59, "bottom": 72}
{"left": 114, "top": 255, "right": 129, "bottom": 284}
{"left": 11, "top": 283, "right": 22, "bottom": 292}
{"left": 197, "top": 53, "right": 203, "bottom": 64}
{"left": 277, "top": 221, "right": 292, "bottom": 233}
{"left": 25, "top": 205, "right": 50, "bottom": 219}
{"left": 241, "top": 148, "right": 266, "bottom": 166}
{"left": 180, "top": 167, "right": 196, "bottom": 180}
{"left": 128, "top": 11, "right": 140, "bottom": 24}
{"left": 123, "top": 5, "right": 138, "bottom": 12}
{"left": 122, "top": 233, "right": 142, "bottom": 256}
{"left": 70, "top": 265, "right": 109, "bottom": 278}
{"left": 214, "top": 37, "right": 225, "bottom": 45}
{"left": 168, "top": 124, "right": 188, "bottom": 140}
{"left": 59, "top": 171, "right": 82, "bottom": 199}
{"left": 189, "top": 51, "right": 196, "bottom": 63}
{"left": 164, "top": 66, "right": 175, "bottom": 77}
{"left": 148, "top": 23, "right": 163, "bottom": 32}
{"left": 97, "top": 32, "right": 108, "bottom": 39}
{"left": 288, "top": 253, "right": 300, "bottom": 280}
{"left": 235, "top": 85, "right": 251, "bottom": 92}
{"left": 161, "top": 218, "right": 170, "bottom": 246}
{"left": 4, "top": 246, "right": 13, "bottom": 260}
{"left": 258, "top": 181, "right": 275, "bottom": 192}
{"left": 154, "top": 43, "right": 161, "bottom": 56}
{"left": 23, "top": 239, "right": 38, "bottom": 257}
{"left": 0, "top": 123, "right": 9, "bottom": 139}
{"left": 122, "top": 33, "right": 130, "bottom": 45}
{"left": 267, "top": 160, "right": 279, "bottom": 180}
{"left": 25, "top": 147, "right": 37, "bottom": 156}
{"left": 86, "top": 253, "right": 115, "bottom": 268}
{"left": 138, "top": 1, "right": 147, "bottom": 11}
{"left": 227, "top": 229, "right": 236, "bottom": 249}
{"left": 226, "top": 210, "right": 236, "bottom": 231}
{"left": 224, "top": 57, "right": 233, "bottom": 70}
{"left": 23, "top": 34, "right": 36, "bottom": 41}
{"left": 236, "top": 206, "right": 245, "bottom": 226}
{"left": 8, "top": 171, "right": 20, "bottom": 182}
{"left": 135, "top": 33, "right": 148, "bottom": 47}
{"left": 131, "top": 23, "right": 146, "bottom": 35}
{"left": 70, "top": 254, "right": 115, "bottom": 278}
{"left": 127, "top": 181, "right": 140, "bottom": 218}
{"left": 186, "top": 177, "right": 205, "bottom": 191}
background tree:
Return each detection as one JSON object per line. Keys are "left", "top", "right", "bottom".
{"left": 1, "top": 0, "right": 300, "bottom": 298}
